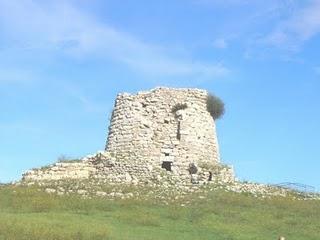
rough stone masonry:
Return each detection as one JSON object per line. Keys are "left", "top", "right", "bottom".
{"left": 22, "top": 87, "right": 236, "bottom": 187}
{"left": 103, "top": 87, "right": 231, "bottom": 183}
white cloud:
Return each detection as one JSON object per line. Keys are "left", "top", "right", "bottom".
{"left": 264, "top": 0, "right": 320, "bottom": 49}
{"left": 0, "top": 0, "right": 228, "bottom": 79}
{"left": 213, "top": 38, "right": 228, "bottom": 49}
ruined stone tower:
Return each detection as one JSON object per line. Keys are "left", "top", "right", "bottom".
{"left": 22, "top": 87, "right": 235, "bottom": 186}
{"left": 106, "top": 87, "right": 220, "bottom": 173}
{"left": 21, "top": 87, "right": 303, "bottom": 198}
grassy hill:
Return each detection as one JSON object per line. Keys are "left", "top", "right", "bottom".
{"left": 0, "top": 184, "right": 319, "bottom": 240}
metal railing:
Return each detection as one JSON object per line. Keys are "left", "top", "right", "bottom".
{"left": 275, "top": 182, "right": 316, "bottom": 197}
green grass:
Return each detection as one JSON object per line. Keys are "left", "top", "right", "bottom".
{"left": 0, "top": 184, "right": 319, "bottom": 240}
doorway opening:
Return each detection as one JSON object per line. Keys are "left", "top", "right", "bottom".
{"left": 161, "top": 161, "right": 172, "bottom": 171}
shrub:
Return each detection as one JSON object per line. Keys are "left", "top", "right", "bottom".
{"left": 171, "top": 103, "right": 187, "bottom": 114}
{"left": 206, "top": 93, "right": 225, "bottom": 120}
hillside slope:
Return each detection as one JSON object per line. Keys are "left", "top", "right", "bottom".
{"left": 0, "top": 184, "right": 319, "bottom": 240}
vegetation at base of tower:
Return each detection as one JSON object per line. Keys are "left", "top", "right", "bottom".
{"left": 57, "top": 155, "right": 82, "bottom": 163}
{"left": 171, "top": 103, "right": 188, "bottom": 114}
{"left": 33, "top": 156, "right": 82, "bottom": 171}
{"left": 198, "top": 162, "right": 230, "bottom": 173}
{"left": 206, "top": 93, "right": 225, "bottom": 120}
{"left": 0, "top": 184, "right": 319, "bottom": 240}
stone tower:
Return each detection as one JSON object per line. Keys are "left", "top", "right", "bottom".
{"left": 21, "top": 87, "right": 298, "bottom": 198}
{"left": 105, "top": 87, "right": 220, "bottom": 174}
{"left": 22, "top": 87, "right": 235, "bottom": 186}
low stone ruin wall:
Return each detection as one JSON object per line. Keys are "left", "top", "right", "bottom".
{"left": 20, "top": 151, "right": 318, "bottom": 200}
{"left": 22, "top": 151, "right": 235, "bottom": 188}
{"left": 22, "top": 161, "right": 96, "bottom": 182}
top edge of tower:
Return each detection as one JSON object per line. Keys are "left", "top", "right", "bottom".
{"left": 118, "top": 87, "right": 209, "bottom": 98}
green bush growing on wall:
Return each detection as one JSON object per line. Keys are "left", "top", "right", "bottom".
{"left": 171, "top": 103, "right": 188, "bottom": 114}
{"left": 206, "top": 93, "right": 225, "bottom": 120}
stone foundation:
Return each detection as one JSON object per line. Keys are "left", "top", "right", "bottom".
{"left": 22, "top": 150, "right": 235, "bottom": 187}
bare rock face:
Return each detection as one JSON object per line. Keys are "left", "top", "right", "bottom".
{"left": 21, "top": 87, "right": 235, "bottom": 189}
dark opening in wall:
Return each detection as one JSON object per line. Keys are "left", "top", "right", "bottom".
{"left": 164, "top": 153, "right": 170, "bottom": 157}
{"left": 164, "top": 119, "right": 169, "bottom": 124}
{"left": 208, "top": 171, "right": 212, "bottom": 181}
{"left": 188, "top": 163, "right": 198, "bottom": 174}
{"left": 177, "top": 121, "right": 181, "bottom": 140}
{"left": 162, "top": 161, "right": 172, "bottom": 171}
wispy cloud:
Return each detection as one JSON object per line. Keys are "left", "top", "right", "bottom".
{"left": 213, "top": 38, "right": 228, "bottom": 49}
{"left": 263, "top": 0, "right": 320, "bottom": 50}
{"left": 0, "top": 0, "right": 228, "bottom": 79}
{"left": 60, "top": 83, "right": 110, "bottom": 114}
{"left": 192, "top": 0, "right": 303, "bottom": 57}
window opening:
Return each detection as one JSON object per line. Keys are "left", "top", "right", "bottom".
{"left": 161, "top": 161, "right": 172, "bottom": 171}
{"left": 177, "top": 121, "right": 181, "bottom": 140}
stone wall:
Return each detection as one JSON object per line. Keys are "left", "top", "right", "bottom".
{"left": 22, "top": 161, "right": 96, "bottom": 182}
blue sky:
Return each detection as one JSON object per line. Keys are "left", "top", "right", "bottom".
{"left": 1, "top": 0, "right": 320, "bottom": 189}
